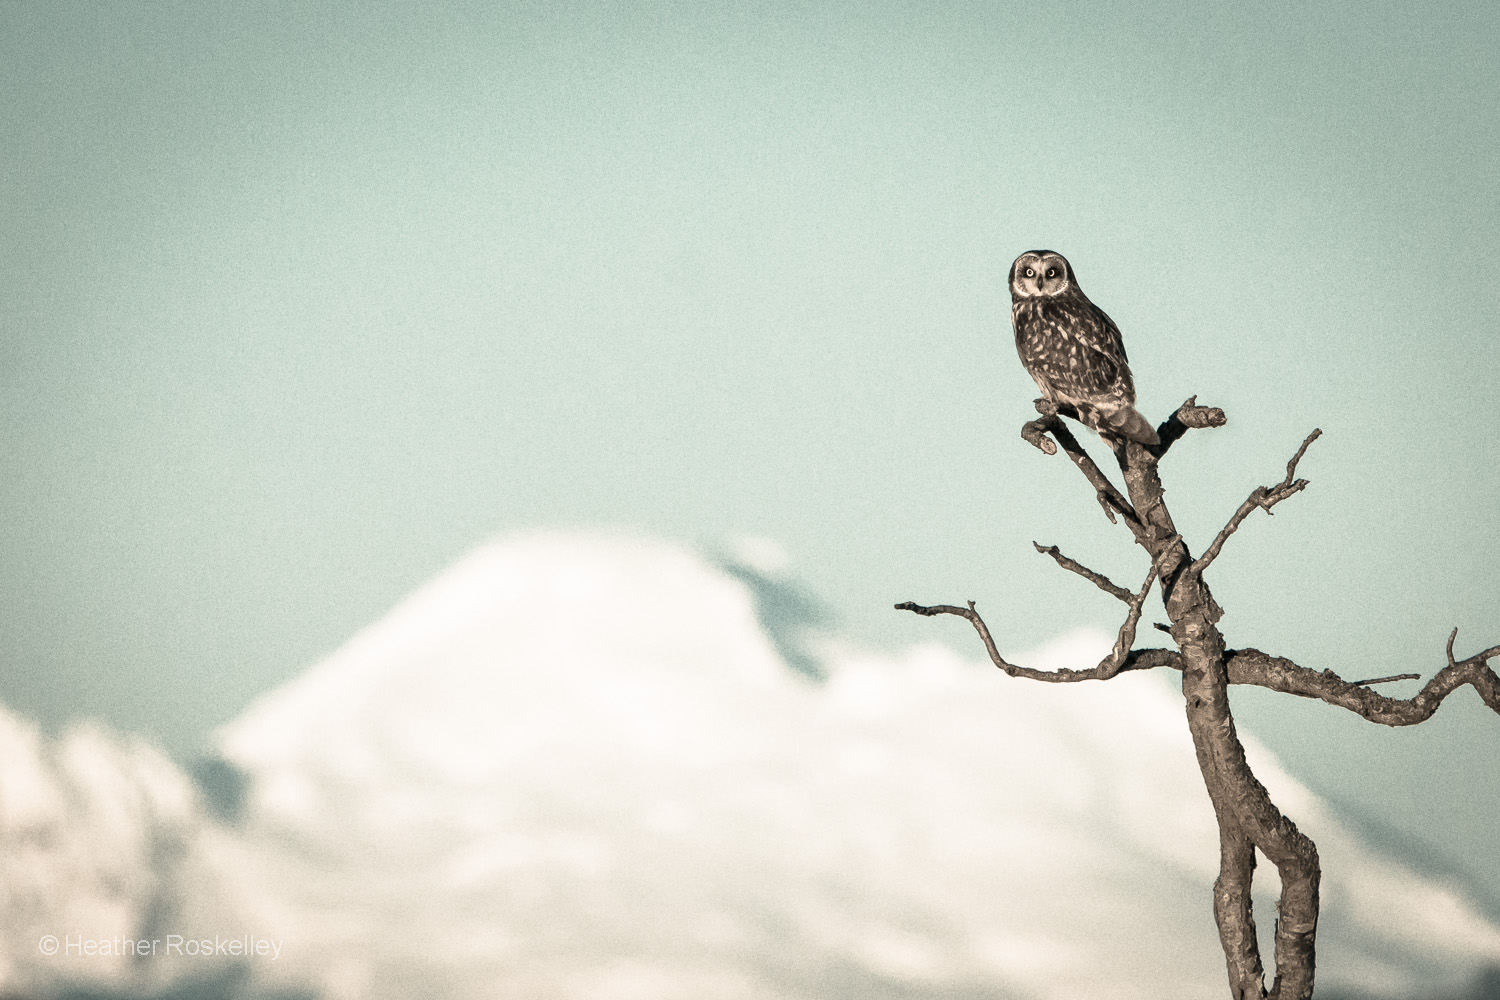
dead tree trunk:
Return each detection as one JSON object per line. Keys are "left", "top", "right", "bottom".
{"left": 898, "top": 399, "right": 1500, "bottom": 1000}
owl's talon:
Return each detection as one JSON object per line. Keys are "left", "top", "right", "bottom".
{"left": 1034, "top": 398, "right": 1060, "bottom": 418}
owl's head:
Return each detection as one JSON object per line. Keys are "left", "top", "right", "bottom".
{"left": 1009, "top": 250, "right": 1075, "bottom": 300}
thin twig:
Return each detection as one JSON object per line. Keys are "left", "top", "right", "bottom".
{"left": 1099, "top": 560, "right": 1159, "bottom": 678}
{"left": 1033, "top": 542, "right": 1133, "bottom": 602}
{"left": 1191, "top": 429, "right": 1322, "bottom": 575}
{"left": 1350, "top": 673, "right": 1421, "bottom": 687}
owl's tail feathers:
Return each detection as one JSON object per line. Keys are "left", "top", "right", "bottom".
{"left": 1105, "top": 405, "right": 1160, "bottom": 446}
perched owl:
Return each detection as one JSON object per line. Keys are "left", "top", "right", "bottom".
{"left": 1010, "top": 250, "right": 1158, "bottom": 447}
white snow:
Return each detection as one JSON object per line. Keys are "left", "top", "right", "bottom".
{"left": 0, "top": 707, "right": 201, "bottom": 992}
{"left": 4, "top": 530, "right": 1498, "bottom": 999}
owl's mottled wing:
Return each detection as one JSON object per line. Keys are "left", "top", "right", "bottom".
{"left": 1070, "top": 303, "right": 1132, "bottom": 399}
{"left": 1018, "top": 298, "right": 1134, "bottom": 406}
{"left": 1091, "top": 302, "right": 1128, "bottom": 365}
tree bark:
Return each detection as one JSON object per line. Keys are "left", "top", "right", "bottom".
{"left": 898, "top": 399, "right": 1500, "bottom": 998}
{"left": 1112, "top": 437, "right": 1320, "bottom": 1000}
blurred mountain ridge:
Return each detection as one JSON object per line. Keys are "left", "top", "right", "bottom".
{"left": 2, "top": 531, "right": 1497, "bottom": 1000}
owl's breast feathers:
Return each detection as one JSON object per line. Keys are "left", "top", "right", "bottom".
{"left": 1012, "top": 296, "right": 1136, "bottom": 406}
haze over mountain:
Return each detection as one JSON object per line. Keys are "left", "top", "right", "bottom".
{"left": 4, "top": 533, "right": 1498, "bottom": 999}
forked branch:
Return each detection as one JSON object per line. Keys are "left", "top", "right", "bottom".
{"left": 1034, "top": 633, "right": 1500, "bottom": 722}
{"left": 1192, "top": 429, "right": 1322, "bottom": 574}
{"left": 912, "top": 383, "right": 1489, "bottom": 999}
{"left": 1101, "top": 561, "right": 1159, "bottom": 678}
{"left": 896, "top": 558, "right": 1165, "bottom": 681}
{"left": 1021, "top": 397, "right": 1228, "bottom": 537}
{"left": 1224, "top": 631, "right": 1500, "bottom": 724}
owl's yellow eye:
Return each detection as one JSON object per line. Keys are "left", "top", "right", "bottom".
{"left": 1046, "top": 268, "right": 1057, "bottom": 278}
{"left": 1024, "top": 268, "right": 1035, "bottom": 278}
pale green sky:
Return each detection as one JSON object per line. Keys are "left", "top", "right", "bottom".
{"left": 2, "top": 1, "right": 1498, "bottom": 892}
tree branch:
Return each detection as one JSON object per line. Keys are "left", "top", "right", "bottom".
{"left": 898, "top": 550, "right": 1162, "bottom": 681}
{"left": 1020, "top": 408, "right": 1140, "bottom": 528}
{"left": 1212, "top": 815, "right": 1267, "bottom": 998}
{"left": 917, "top": 633, "right": 1500, "bottom": 721}
{"left": 1033, "top": 541, "right": 1133, "bottom": 602}
{"left": 1223, "top": 635, "right": 1500, "bottom": 725}
{"left": 893, "top": 599, "right": 1180, "bottom": 681}
{"left": 1192, "top": 429, "right": 1322, "bottom": 575}
{"left": 919, "top": 386, "right": 1482, "bottom": 998}
{"left": 1153, "top": 395, "right": 1227, "bottom": 458}
{"left": 1349, "top": 673, "right": 1422, "bottom": 687}
{"left": 1099, "top": 560, "right": 1159, "bottom": 678}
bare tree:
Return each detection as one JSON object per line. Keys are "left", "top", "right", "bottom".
{"left": 897, "top": 398, "right": 1500, "bottom": 1000}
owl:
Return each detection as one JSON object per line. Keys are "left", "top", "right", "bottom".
{"left": 1009, "top": 250, "right": 1158, "bottom": 447}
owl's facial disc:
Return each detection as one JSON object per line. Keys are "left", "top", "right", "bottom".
{"left": 1012, "top": 251, "right": 1072, "bottom": 298}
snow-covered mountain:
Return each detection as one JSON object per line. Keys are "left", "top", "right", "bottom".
{"left": 4, "top": 532, "right": 1499, "bottom": 999}
{"left": 0, "top": 704, "right": 236, "bottom": 997}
